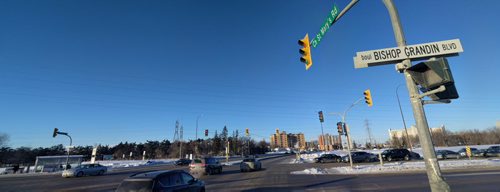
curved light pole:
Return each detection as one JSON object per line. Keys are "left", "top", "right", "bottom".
{"left": 396, "top": 84, "right": 413, "bottom": 151}
{"left": 330, "top": 97, "right": 363, "bottom": 168}
{"left": 52, "top": 128, "right": 72, "bottom": 170}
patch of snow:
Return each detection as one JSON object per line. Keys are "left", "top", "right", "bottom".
{"left": 291, "top": 159, "right": 500, "bottom": 175}
{"left": 291, "top": 168, "right": 328, "bottom": 175}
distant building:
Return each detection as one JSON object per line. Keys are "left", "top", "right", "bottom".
{"left": 389, "top": 125, "right": 446, "bottom": 140}
{"left": 269, "top": 128, "right": 306, "bottom": 149}
{"left": 318, "top": 134, "right": 340, "bottom": 151}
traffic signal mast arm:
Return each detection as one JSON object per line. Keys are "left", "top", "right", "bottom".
{"left": 329, "top": 0, "right": 359, "bottom": 26}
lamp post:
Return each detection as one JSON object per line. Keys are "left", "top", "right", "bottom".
{"left": 396, "top": 84, "right": 413, "bottom": 151}
{"left": 330, "top": 98, "right": 363, "bottom": 168}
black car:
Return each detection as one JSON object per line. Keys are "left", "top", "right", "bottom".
{"left": 314, "top": 154, "right": 342, "bottom": 163}
{"left": 175, "top": 158, "right": 192, "bottom": 166}
{"left": 381, "top": 149, "right": 412, "bottom": 161}
{"left": 116, "top": 170, "right": 205, "bottom": 192}
{"left": 484, "top": 146, "right": 500, "bottom": 157}
{"left": 342, "top": 152, "right": 378, "bottom": 163}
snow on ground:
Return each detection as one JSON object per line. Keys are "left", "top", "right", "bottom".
{"left": 291, "top": 158, "right": 500, "bottom": 175}
{"left": 88, "top": 159, "right": 177, "bottom": 169}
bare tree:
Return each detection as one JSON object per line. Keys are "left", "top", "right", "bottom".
{"left": 0, "top": 133, "right": 9, "bottom": 148}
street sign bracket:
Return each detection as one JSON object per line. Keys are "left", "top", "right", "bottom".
{"left": 422, "top": 99, "right": 451, "bottom": 105}
{"left": 417, "top": 85, "right": 446, "bottom": 99}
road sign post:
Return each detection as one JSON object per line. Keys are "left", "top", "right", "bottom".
{"left": 466, "top": 146, "right": 472, "bottom": 160}
{"left": 382, "top": 0, "right": 450, "bottom": 191}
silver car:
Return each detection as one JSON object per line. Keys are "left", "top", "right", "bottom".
{"left": 436, "top": 150, "right": 460, "bottom": 160}
{"left": 240, "top": 158, "right": 262, "bottom": 172}
{"left": 62, "top": 163, "right": 107, "bottom": 178}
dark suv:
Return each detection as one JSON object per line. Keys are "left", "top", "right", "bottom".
{"left": 381, "top": 149, "right": 411, "bottom": 161}
{"left": 116, "top": 170, "right": 205, "bottom": 192}
{"left": 189, "top": 157, "right": 222, "bottom": 176}
{"left": 484, "top": 146, "right": 500, "bottom": 157}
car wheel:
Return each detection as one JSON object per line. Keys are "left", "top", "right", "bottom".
{"left": 456, "top": 156, "right": 460, "bottom": 159}
{"left": 200, "top": 187, "right": 206, "bottom": 192}
{"left": 241, "top": 169, "right": 245, "bottom": 172}
{"left": 98, "top": 170, "right": 104, "bottom": 176}
{"left": 387, "top": 156, "right": 392, "bottom": 162}
{"left": 336, "top": 158, "right": 341, "bottom": 163}
{"left": 404, "top": 155, "right": 410, "bottom": 161}
{"left": 218, "top": 168, "right": 222, "bottom": 174}
{"left": 76, "top": 171, "right": 83, "bottom": 177}
{"left": 320, "top": 159, "right": 324, "bottom": 163}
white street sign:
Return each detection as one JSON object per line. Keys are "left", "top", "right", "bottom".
{"left": 354, "top": 39, "right": 463, "bottom": 68}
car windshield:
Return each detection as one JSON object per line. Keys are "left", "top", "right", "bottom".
{"left": 116, "top": 180, "right": 153, "bottom": 192}
{"left": 243, "top": 159, "right": 255, "bottom": 162}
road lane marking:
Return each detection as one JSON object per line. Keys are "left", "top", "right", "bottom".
{"left": 445, "top": 171, "right": 500, "bottom": 177}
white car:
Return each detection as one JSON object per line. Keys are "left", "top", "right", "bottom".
{"left": 62, "top": 163, "right": 107, "bottom": 178}
{"left": 240, "top": 158, "right": 262, "bottom": 172}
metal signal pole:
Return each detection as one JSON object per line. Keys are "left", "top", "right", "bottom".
{"left": 383, "top": 0, "right": 449, "bottom": 191}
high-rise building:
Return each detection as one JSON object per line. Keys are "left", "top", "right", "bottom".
{"left": 318, "top": 134, "right": 339, "bottom": 151}
{"left": 269, "top": 129, "right": 306, "bottom": 149}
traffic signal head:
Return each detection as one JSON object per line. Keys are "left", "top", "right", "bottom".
{"left": 364, "top": 89, "right": 373, "bottom": 107}
{"left": 298, "top": 34, "right": 313, "bottom": 70}
{"left": 336, "top": 122, "right": 343, "bottom": 134}
{"left": 406, "top": 57, "right": 458, "bottom": 100}
{"left": 205, "top": 129, "right": 208, "bottom": 137}
{"left": 318, "top": 111, "right": 324, "bottom": 123}
{"left": 245, "top": 128, "right": 249, "bottom": 136}
{"left": 53, "top": 128, "right": 59, "bottom": 138}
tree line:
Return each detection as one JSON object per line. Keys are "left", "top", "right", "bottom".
{"left": 390, "top": 127, "right": 500, "bottom": 148}
{"left": 0, "top": 126, "right": 269, "bottom": 166}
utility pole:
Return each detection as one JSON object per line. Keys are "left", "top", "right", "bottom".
{"left": 364, "top": 119, "right": 373, "bottom": 149}
{"left": 383, "top": 0, "right": 450, "bottom": 191}
{"left": 180, "top": 125, "right": 184, "bottom": 159}
{"left": 397, "top": 84, "right": 413, "bottom": 151}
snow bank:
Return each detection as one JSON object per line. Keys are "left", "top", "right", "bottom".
{"left": 291, "top": 159, "right": 500, "bottom": 175}
{"left": 91, "top": 159, "right": 176, "bottom": 168}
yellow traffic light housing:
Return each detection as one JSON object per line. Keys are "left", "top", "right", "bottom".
{"left": 298, "top": 34, "right": 313, "bottom": 70}
{"left": 245, "top": 128, "right": 249, "bottom": 136}
{"left": 364, "top": 89, "right": 373, "bottom": 107}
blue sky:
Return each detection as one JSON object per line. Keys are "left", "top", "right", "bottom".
{"left": 0, "top": 0, "right": 498, "bottom": 148}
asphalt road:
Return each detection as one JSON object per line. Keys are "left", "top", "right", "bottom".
{"left": 1, "top": 155, "right": 499, "bottom": 192}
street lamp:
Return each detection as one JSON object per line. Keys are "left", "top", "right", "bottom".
{"left": 330, "top": 97, "right": 363, "bottom": 168}
{"left": 52, "top": 128, "right": 72, "bottom": 170}
{"left": 396, "top": 84, "right": 413, "bottom": 151}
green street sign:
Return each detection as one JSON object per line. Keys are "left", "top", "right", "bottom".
{"left": 311, "top": 4, "right": 339, "bottom": 48}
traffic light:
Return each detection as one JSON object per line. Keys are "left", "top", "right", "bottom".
{"left": 336, "top": 122, "right": 343, "bottom": 134}
{"left": 298, "top": 34, "right": 313, "bottom": 70}
{"left": 318, "top": 111, "right": 324, "bottom": 123}
{"left": 364, "top": 89, "right": 373, "bottom": 107}
{"left": 204, "top": 129, "right": 208, "bottom": 137}
{"left": 53, "top": 128, "right": 59, "bottom": 138}
{"left": 245, "top": 128, "right": 249, "bottom": 136}
{"left": 406, "top": 57, "right": 458, "bottom": 100}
